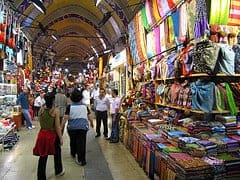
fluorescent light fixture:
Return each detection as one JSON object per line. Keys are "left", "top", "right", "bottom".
{"left": 95, "top": 0, "right": 102, "bottom": 6}
{"left": 31, "top": 0, "right": 46, "bottom": 14}
{"left": 89, "top": 56, "right": 94, "bottom": 61}
{"left": 51, "top": 34, "right": 57, "bottom": 40}
{"left": 65, "top": 57, "right": 69, "bottom": 61}
{"left": 104, "top": 49, "right": 111, "bottom": 54}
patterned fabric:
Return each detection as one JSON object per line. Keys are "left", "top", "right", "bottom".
{"left": 128, "top": 21, "right": 140, "bottom": 65}
{"left": 178, "top": 3, "right": 188, "bottom": 42}
{"left": 145, "top": 0, "right": 156, "bottom": 27}
{"left": 228, "top": 0, "right": 240, "bottom": 26}
{"left": 187, "top": 0, "right": 196, "bottom": 39}
{"left": 194, "top": 0, "right": 209, "bottom": 38}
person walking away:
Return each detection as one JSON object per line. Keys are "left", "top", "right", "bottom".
{"left": 34, "top": 91, "right": 45, "bottom": 120}
{"left": 33, "top": 92, "right": 64, "bottom": 180}
{"left": 94, "top": 88, "right": 110, "bottom": 138}
{"left": 61, "top": 88, "right": 94, "bottom": 166}
{"left": 54, "top": 88, "right": 67, "bottom": 125}
{"left": 16, "top": 87, "right": 35, "bottom": 129}
{"left": 107, "top": 89, "right": 121, "bottom": 143}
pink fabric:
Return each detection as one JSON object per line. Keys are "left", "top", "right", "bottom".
{"left": 154, "top": 26, "right": 161, "bottom": 56}
{"left": 145, "top": 0, "right": 156, "bottom": 27}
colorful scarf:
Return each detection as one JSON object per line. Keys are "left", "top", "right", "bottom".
{"left": 209, "top": 0, "right": 230, "bottom": 25}
{"left": 228, "top": 0, "right": 240, "bottom": 26}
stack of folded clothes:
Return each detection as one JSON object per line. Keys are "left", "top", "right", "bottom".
{"left": 197, "top": 140, "right": 218, "bottom": 156}
{"left": 209, "top": 121, "right": 226, "bottom": 135}
{"left": 220, "top": 137, "right": 239, "bottom": 152}
{"left": 216, "top": 152, "right": 240, "bottom": 178}
{"left": 215, "top": 115, "right": 238, "bottom": 135}
{"left": 171, "top": 155, "right": 213, "bottom": 179}
{"left": 202, "top": 156, "right": 226, "bottom": 179}
{"left": 187, "top": 121, "right": 212, "bottom": 136}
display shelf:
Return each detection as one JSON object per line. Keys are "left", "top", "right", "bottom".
{"left": 155, "top": 103, "right": 233, "bottom": 114}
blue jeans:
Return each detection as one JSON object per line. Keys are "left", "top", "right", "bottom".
{"left": 22, "top": 109, "right": 32, "bottom": 128}
{"left": 110, "top": 113, "right": 120, "bottom": 142}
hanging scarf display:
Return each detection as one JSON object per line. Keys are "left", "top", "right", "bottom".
{"left": 140, "top": 7, "right": 149, "bottom": 30}
{"left": 178, "top": 3, "right": 188, "bottom": 42}
{"left": 228, "top": 0, "right": 240, "bottom": 26}
{"left": 194, "top": 0, "right": 209, "bottom": 38}
{"left": 157, "top": 0, "right": 171, "bottom": 18}
{"left": 154, "top": 26, "right": 161, "bottom": 57}
{"left": 145, "top": 0, "right": 156, "bottom": 27}
{"left": 152, "top": 0, "right": 162, "bottom": 24}
{"left": 171, "top": 9, "right": 180, "bottom": 43}
{"left": 128, "top": 21, "right": 140, "bottom": 65}
{"left": 209, "top": 0, "right": 230, "bottom": 25}
{"left": 225, "top": 83, "right": 238, "bottom": 115}
{"left": 186, "top": 0, "right": 197, "bottom": 40}
{"left": 146, "top": 31, "right": 155, "bottom": 58}
{"left": 135, "top": 11, "right": 148, "bottom": 62}
{"left": 165, "top": 16, "right": 175, "bottom": 48}
{"left": 160, "top": 22, "right": 167, "bottom": 52}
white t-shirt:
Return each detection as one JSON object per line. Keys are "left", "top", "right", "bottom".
{"left": 82, "top": 89, "right": 90, "bottom": 105}
{"left": 34, "top": 96, "right": 45, "bottom": 107}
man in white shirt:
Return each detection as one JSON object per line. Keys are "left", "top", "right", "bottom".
{"left": 106, "top": 89, "right": 121, "bottom": 143}
{"left": 82, "top": 84, "right": 91, "bottom": 110}
{"left": 94, "top": 88, "right": 110, "bottom": 138}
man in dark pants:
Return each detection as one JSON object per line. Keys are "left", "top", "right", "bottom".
{"left": 94, "top": 88, "right": 110, "bottom": 138}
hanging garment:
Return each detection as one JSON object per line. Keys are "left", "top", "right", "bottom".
{"left": 178, "top": 3, "right": 188, "bottom": 42}
{"left": 157, "top": 0, "right": 171, "bottom": 18}
{"left": 225, "top": 83, "right": 238, "bottom": 115}
{"left": 228, "top": 0, "right": 240, "bottom": 26}
{"left": 209, "top": 0, "right": 230, "bottom": 25}
{"left": 190, "top": 80, "right": 216, "bottom": 113}
{"left": 232, "top": 44, "right": 240, "bottom": 73}
{"left": 145, "top": 0, "right": 156, "bottom": 27}
{"left": 154, "top": 26, "right": 161, "bottom": 57}
{"left": 128, "top": 21, "right": 140, "bottom": 65}
{"left": 194, "top": 0, "right": 209, "bottom": 38}
{"left": 152, "top": 0, "right": 162, "bottom": 23}
{"left": 140, "top": 7, "right": 150, "bottom": 30}
{"left": 146, "top": 30, "right": 155, "bottom": 58}
{"left": 215, "top": 43, "right": 235, "bottom": 75}
{"left": 159, "top": 22, "right": 166, "bottom": 52}
{"left": 186, "top": 0, "right": 197, "bottom": 39}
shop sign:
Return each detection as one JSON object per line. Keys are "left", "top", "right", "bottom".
{"left": 111, "top": 49, "right": 126, "bottom": 69}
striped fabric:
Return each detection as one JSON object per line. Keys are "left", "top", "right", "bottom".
{"left": 228, "top": 0, "right": 240, "bottom": 26}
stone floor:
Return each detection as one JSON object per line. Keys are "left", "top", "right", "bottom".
{"left": 0, "top": 120, "right": 148, "bottom": 180}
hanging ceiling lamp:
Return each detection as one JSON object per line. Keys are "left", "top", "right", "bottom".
{"left": 30, "top": 0, "right": 46, "bottom": 14}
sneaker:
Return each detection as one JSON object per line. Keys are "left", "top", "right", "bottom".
{"left": 56, "top": 168, "right": 65, "bottom": 176}
{"left": 31, "top": 125, "right": 36, "bottom": 129}
{"left": 27, "top": 127, "right": 32, "bottom": 130}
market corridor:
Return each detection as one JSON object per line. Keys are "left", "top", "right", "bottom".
{"left": 0, "top": 121, "right": 148, "bottom": 180}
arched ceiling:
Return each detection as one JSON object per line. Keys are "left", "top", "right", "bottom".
{"left": 10, "top": 0, "right": 144, "bottom": 73}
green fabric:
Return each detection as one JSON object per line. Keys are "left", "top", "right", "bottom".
{"left": 140, "top": 7, "right": 150, "bottom": 30}
{"left": 225, "top": 83, "right": 238, "bottom": 115}
{"left": 163, "top": 147, "right": 182, "bottom": 153}
{"left": 215, "top": 86, "right": 225, "bottom": 112}
{"left": 216, "top": 153, "right": 240, "bottom": 161}
{"left": 40, "top": 108, "right": 55, "bottom": 130}
{"left": 209, "top": 0, "right": 230, "bottom": 25}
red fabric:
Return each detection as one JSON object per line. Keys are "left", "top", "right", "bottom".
{"left": 33, "top": 130, "right": 57, "bottom": 156}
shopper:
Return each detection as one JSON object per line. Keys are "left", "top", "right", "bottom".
{"left": 33, "top": 92, "right": 64, "bottom": 180}
{"left": 54, "top": 88, "right": 67, "bottom": 124}
{"left": 91, "top": 84, "right": 99, "bottom": 109}
{"left": 107, "top": 89, "right": 121, "bottom": 143}
{"left": 94, "top": 88, "right": 110, "bottom": 138}
{"left": 16, "top": 87, "right": 35, "bottom": 129}
{"left": 34, "top": 91, "right": 45, "bottom": 120}
{"left": 82, "top": 84, "right": 91, "bottom": 110}
{"left": 61, "top": 88, "right": 94, "bottom": 166}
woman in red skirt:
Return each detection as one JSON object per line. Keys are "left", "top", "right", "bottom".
{"left": 33, "top": 93, "right": 64, "bottom": 180}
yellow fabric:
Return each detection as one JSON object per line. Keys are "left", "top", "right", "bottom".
{"left": 152, "top": 0, "right": 161, "bottom": 23}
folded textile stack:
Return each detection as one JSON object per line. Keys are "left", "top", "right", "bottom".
{"left": 215, "top": 115, "right": 238, "bottom": 135}
{"left": 202, "top": 156, "right": 226, "bottom": 178}
{"left": 173, "top": 156, "right": 213, "bottom": 179}
{"left": 220, "top": 137, "right": 239, "bottom": 152}
{"left": 187, "top": 121, "right": 212, "bottom": 135}
{"left": 216, "top": 152, "right": 240, "bottom": 178}
{"left": 197, "top": 140, "right": 218, "bottom": 156}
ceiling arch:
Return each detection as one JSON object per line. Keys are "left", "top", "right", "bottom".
{"left": 11, "top": 0, "right": 144, "bottom": 72}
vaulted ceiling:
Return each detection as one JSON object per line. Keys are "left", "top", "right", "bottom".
{"left": 11, "top": 0, "right": 144, "bottom": 73}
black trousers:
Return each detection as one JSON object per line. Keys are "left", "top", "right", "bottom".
{"left": 67, "top": 129, "right": 87, "bottom": 163}
{"left": 96, "top": 110, "right": 108, "bottom": 137}
{"left": 37, "top": 137, "right": 63, "bottom": 180}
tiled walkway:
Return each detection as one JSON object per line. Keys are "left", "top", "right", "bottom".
{"left": 0, "top": 120, "right": 148, "bottom": 180}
